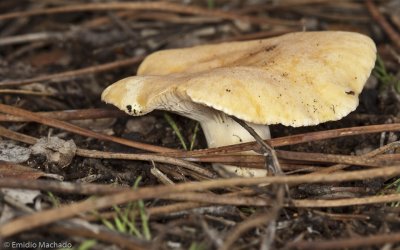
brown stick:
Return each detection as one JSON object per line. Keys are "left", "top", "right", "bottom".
{"left": 165, "top": 123, "right": 400, "bottom": 157}
{"left": 0, "top": 104, "right": 175, "bottom": 153}
{"left": 78, "top": 149, "right": 214, "bottom": 178}
{"left": 1, "top": 166, "right": 400, "bottom": 237}
{"left": 0, "top": 108, "right": 125, "bottom": 122}
{"left": 2, "top": 123, "right": 399, "bottom": 169}
{"left": 287, "top": 231, "right": 400, "bottom": 249}
{"left": 191, "top": 150, "right": 396, "bottom": 167}
{"left": 1, "top": 175, "right": 399, "bottom": 208}
{"left": 366, "top": 0, "right": 400, "bottom": 50}
{"left": 3, "top": 107, "right": 400, "bottom": 157}
{"left": 49, "top": 223, "right": 150, "bottom": 250}
{"left": 220, "top": 212, "right": 277, "bottom": 250}
{"left": 0, "top": 56, "right": 144, "bottom": 87}
{"left": 0, "top": 2, "right": 299, "bottom": 26}
{"left": 291, "top": 193, "right": 400, "bottom": 207}
{"left": 0, "top": 125, "right": 211, "bottom": 177}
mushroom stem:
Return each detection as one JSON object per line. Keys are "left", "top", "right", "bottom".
{"left": 181, "top": 107, "right": 270, "bottom": 177}
{"left": 199, "top": 112, "right": 271, "bottom": 149}
{"left": 201, "top": 113, "right": 271, "bottom": 177}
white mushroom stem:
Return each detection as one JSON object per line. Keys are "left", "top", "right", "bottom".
{"left": 199, "top": 113, "right": 271, "bottom": 177}
{"left": 198, "top": 112, "right": 271, "bottom": 149}
{"left": 174, "top": 104, "right": 270, "bottom": 177}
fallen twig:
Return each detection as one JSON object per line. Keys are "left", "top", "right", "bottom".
{"left": 164, "top": 123, "right": 400, "bottom": 157}
{"left": 220, "top": 210, "right": 278, "bottom": 250}
{"left": 0, "top": 108, "right": 125, "bottom": 122}
{"left": 287, "top": 231, "right": 400, "bottom": 249}
{"left": 3, "top": 105, "right": 400, "bottom": 159}
{"left": 0, "top": 2, "right": 299, "bottom": 26}
{"left": 0, "top": 125, "right": 212, "bottom": 177}
{"left": 0, "top": 56, "right": 144, "bottom": 87}
{"left": 291, "top": 193, "right": 400, "bottom": 207}
{"left": 0, "top": 89, "right": 54, "bottom": 96}
{"left": 366, "top": 0, "right": 400, "bottom": 50}
{"left": 2, "top": 124, "right": 399, "bottom": 169}
{"left": 1, "top": 166, "right": 400, "bottom": 237}
{"left": 0, "top": 104, "right": 175, "bottom": 153}
{"left": 232, "top": 116, "right": 282, "bottom": 174}
{"left": 311, "top": 140, "right": 400, "bottom": 174}
{"left": 185, "top": 150, "right": 400, "bottom": 167}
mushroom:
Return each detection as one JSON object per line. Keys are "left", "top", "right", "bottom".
{"left": 102, "top": 31, "right": 377, "bottom": 177}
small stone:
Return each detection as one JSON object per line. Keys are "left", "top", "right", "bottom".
{"left": 0, "top": 140, "right": 31, "bottom": 163}
{"left": 31, "top": 136, "right": 76, "bottom": 168}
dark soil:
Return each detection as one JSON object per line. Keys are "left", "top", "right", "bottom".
{"left": 1, "top": 1, "right": 400, "bottom": 250}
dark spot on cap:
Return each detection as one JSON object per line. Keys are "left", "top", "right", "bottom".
{"left": 265, "top": 45, "right": 277, "bottom": 52}
{"left": 233, "top": 134, "right": 243, "bottom": 142}
{"left": 226, "top": 89, "right": 231, "bottom": 93}
{"left": 126, "top": 105, "right": 132, "bottom": 113}
{"left": 346, "top": 90, "right": 355, "bottom": 95}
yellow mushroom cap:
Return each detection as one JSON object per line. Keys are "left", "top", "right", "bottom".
{"left": 102, "top": 31, "right": 376, "bottom": 127}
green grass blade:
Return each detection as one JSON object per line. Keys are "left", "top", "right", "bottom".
{"left": 102, "top": 218, "right": 116, "bottom": 231}
{"left": 189, "top": 122, "right": 200, "bottom": 151}
{"left": 373, "top": 55, "right": 400, "bottom": 94}
{"left": 133, "top": 176, "right": 151, "bottom": 240}
{"left": 47, "top": 192, "right": 60, "bottom": 207}
{"left": 164, "top": 113, "right": 188, "bottom": 150}
{"left": 77, "top": 240, "right": 97, "bottom": 250}
{"left": 114, "top": 216, "right": 127, "bottom": 233}
{"left": 138, "top": 199, "right": 151, "bottom": 240}
{"left": 207, "top": 0, "right": 215, "bottom": 9}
